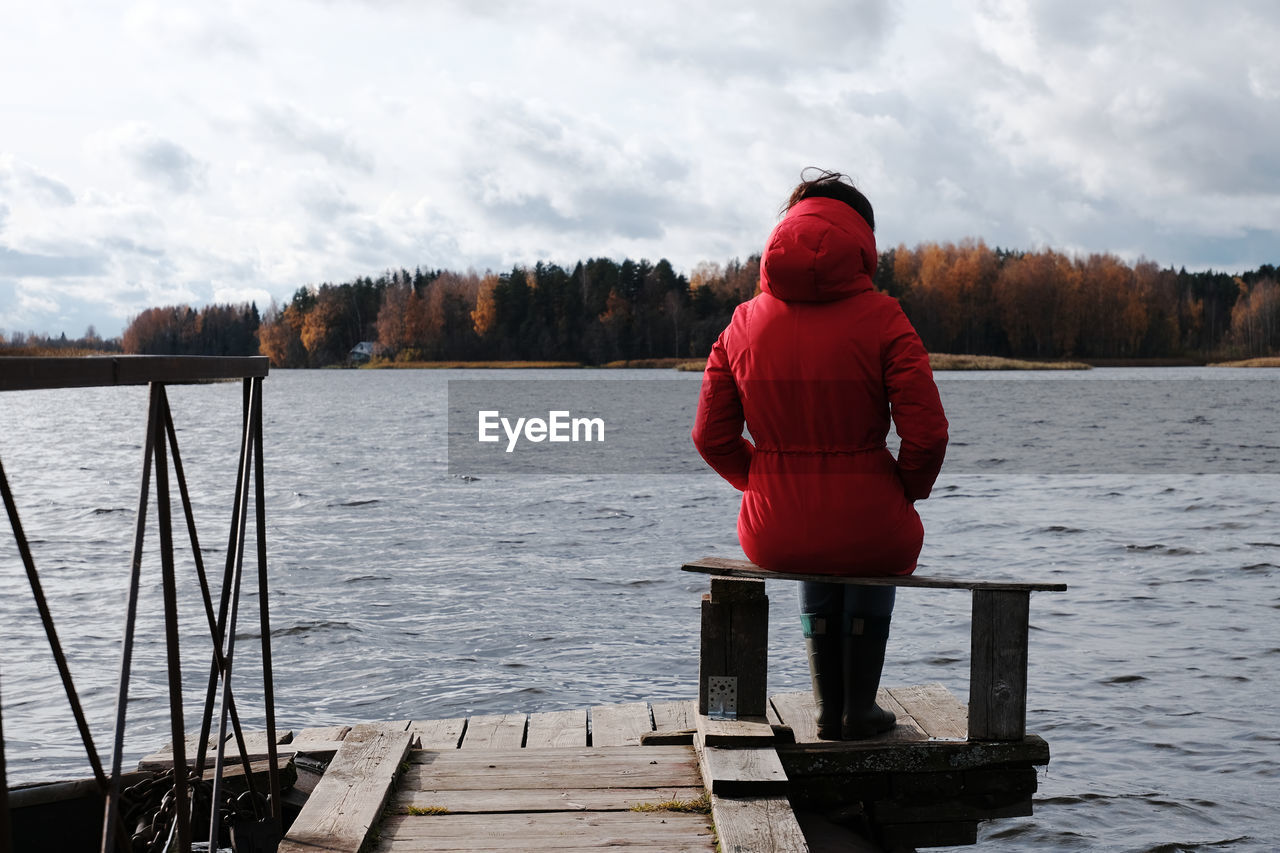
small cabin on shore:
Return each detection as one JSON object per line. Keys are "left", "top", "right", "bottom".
{"left": 349, "top": 341, "right": 375, "bottom": 364}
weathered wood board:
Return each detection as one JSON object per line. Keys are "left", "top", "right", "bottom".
{"left": 693, "top": 731, "right": 789, "bottom": 798}
{"left": 373, "top": 811, "right": 716, "bottom": 851}
{"left": 406, "top": 745, "right": 699, "bottom": 791}
{"left": 970, "top": 589, "right": 1031, "bottom": 740}
{"left": 651, "top": 699, "right": 697, "bottom": 733}
{"left": 682, "top": 556, "right": 1067, "bottom": 591}
{"left": 892, "top": 683, "right": 968, "bottom": 740}
{"left": 394, "top": 785, "right": 707, "bottom": 814}
{"left": 526, "top": 709, "right": 588, "bottom": 748}
{"left": 278, "top": 722, "right": 413, "bottom": 853}
{"left": 710, "top": 794, "right": 809, "bottom": 853}
{"left": 410, "top": 718, "right": 467, "bottom": 750}
{"left": 460, "top": 714, "right": 527, "bottom": 750}
{"left": 138, "top": 728, "right": 293, "bottom": 770}
{"left": 590, "top": 702, "right": 653, "bottom": 747}
{"left": 695, "top": 714, "right": 775, "bottom": 747}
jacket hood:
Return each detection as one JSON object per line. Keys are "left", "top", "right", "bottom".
{"left": 759, "top": 196, "right": 877, "bottom": 303}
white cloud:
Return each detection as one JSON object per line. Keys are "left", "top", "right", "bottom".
{"left": 250, "top": 103, "right": 376, "bottom": 174}
{"left": 0, "top": 155, "right": 76, "bottom": 206}
{"left": 89, "top": 123, "right": 208, "bottom": 195}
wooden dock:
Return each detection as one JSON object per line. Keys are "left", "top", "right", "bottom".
{"left": 124, "top": 557, "right": 1060, "bottom": 851}
{"left": 207, "top": 682, "right": 1048, "bottom": 852}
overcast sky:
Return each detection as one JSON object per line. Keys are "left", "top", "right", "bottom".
{"left": 2, "top": 0, "right": 1278, "bottom": 338}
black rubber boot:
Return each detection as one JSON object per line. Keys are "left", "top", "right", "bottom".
{"left": 841, "top": 613, "right": 897, "bottom": 740}
{"left": 801, "top": 612, "right": 843, "bottom": 740}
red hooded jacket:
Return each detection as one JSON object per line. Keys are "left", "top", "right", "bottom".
{"left": 692, "top": 196, "right": 948, "bottom": 575}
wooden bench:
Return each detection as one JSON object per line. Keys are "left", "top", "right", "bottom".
{"left": 682, "top": 556, "right": 1067, "bottom": 742}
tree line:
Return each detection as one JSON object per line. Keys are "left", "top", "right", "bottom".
{"left": 81, "top": 243, "right": 1280, "bottom": 366}
{"left": 0, "top": 327, "right": 122, "bottom": 356}
{"left": 252, "top": 256, "right": 760, "bottom": 367}
{"left": 120, "top": 303, "right": 262, "bottom": 356}
{"left": 880, "top": 241, "right": 1277, "bottom": 360}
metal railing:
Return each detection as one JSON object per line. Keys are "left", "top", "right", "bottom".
{"left": 0, "top": 356, "right": 278, "bottom": 853}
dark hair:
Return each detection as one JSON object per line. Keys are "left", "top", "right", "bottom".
{"left": 783, "top": 168, "right": 875, "bottom": 231}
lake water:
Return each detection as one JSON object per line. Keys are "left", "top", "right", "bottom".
{"left": 1, "top": 367, "right": 1277, "bottom": 851}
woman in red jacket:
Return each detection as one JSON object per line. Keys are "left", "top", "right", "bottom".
{"left": 692, "top": 170, "right": 948, "bottom": 739}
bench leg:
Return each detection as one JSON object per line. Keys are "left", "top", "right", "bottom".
{"left": 698, "top": 577, "right": 769, "bottom": 718}
{"left": 968, "top": 589, "right": 1030, "bottom": 741}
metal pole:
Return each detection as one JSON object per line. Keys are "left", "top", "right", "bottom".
{"left": 101, "top": 382, "right": 161, "bottom": 853}
{"left": 153, "top": 386, "right": 192, "bottom": 853}
{"left": 0, "top": 666, "right": 11, "bottom": 853}
{"left": 208, "top": 378, "right": 258, "bottom": 844}
{"left": 252, "top": 377, "right": 282, "bottom": 824}
{"left": 193, "top": 379, "right": 251, "bottom": 778}
{"left": 0, "top": 458, "right": 106, "bottom": 788}
{"left": 162, "top": 402, "right": 257, "bottom": 793}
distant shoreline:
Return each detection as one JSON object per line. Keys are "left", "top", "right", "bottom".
{"left": 5, "top": 352, "right": 1276, "bottom": 370}
{"left": 1207, "top": 356, "right": 1280, "bottom": 368}
{"left": 360, "top": 354, "right": 1099, "bottom": 371}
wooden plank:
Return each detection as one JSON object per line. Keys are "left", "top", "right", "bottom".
{"left": 778, "top": 735, "right": 1051, "bottom": 777}
{"left": 201, "top": 755, "right": 291, "bottom": 782}
{"left": 695, "top": 714, "right": 775, "bottom": 747}
{"left": 788, "top": 773, "right": 891, "bottom": 807}
{"left": 0, "top": 355, "right": 269, "bottom": 391}
{"left": 697, "top": 747, "right": 788, "bottom": 796}
{"left": 699, "top": 597, "right": 727, "bottom": 717}
{"left": 286, "top": 725, "right": 352, "bottom": 757}
{"left": 405, "top": 745, "right": 700, "bottom": 791}
{"left": 710, "top": 794, "right": 809, "bottom": 853}
{"left": 694, "top": 731, "right": 788, "bottom": 798}
{"left": 698, "top": 581, "right": 769, "bottom": 717}
{"left": 281, "top": 741, "right": 347, "bottom": 757}
{"left": 651, "top": 699, "right": 696, "bottom": 733}
{"left": 403, "top": 765, "right": 703, "bottom": 791}
{"left": 525, "top": 709, "right": 587, "bottom": 748}
{"left": 710, "top": 575, "right": 766, "bottom": 602}
{"left": 393, "top": 785, "right": 707, "bottom": 814}
{"left": 407, "top": 745, "right": 694, "bottom": 768}
{"left": 768, "top": 691, "right": 931, "bottom": 745}
{"left": 411, "top": 718, "right": 467, "bottom": 750}
{"left": 969, "top": 589, "right": 1030, "bottom": 740}
{"left": 871, "top": 794, "right": 1034, "bottom": 823}
{"left": 875, "top": 688, "right": 927, "bottom": 742}
{"left": 138, "top": 729, "right": 294, "bottom": 770}
{"left": 373, "top": 835, "right": 711, "bottom": 845}
{"left": 769, "top": 692, "right": 820, "bottom": 744}
{"left": 376, "top": 812, "right": 716, "bottom": 848}
{"left": 383, "top": 811, "right": 713, "bottom": 837}
{"left": 461, "top": 714, "right": 527, "bottom": 750}
{"left": 292, "top": 725, "right": 351, "bottom": 748}
{"left": 888, "top": 683, "right": 968, "bottom": 741}
{"left": 590, "top": 702, "right": 653, "bottom": 747}
{"left": 278, "top": 722, "right": 413, "bottom": 853}
{"left": 963, "top": 766, "right": 1040, "bottom": 795}
{"left": 639, "top": 731, "right": 694, "bottom": 746}
{"left": 373, "top": 835, "right": 711, "bottom": 850}
{"left": 147, "top": 728, "right": 294, "bottom": 756}
{"left": 682, "top": 556, "right": 1067, "bottom": 592}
